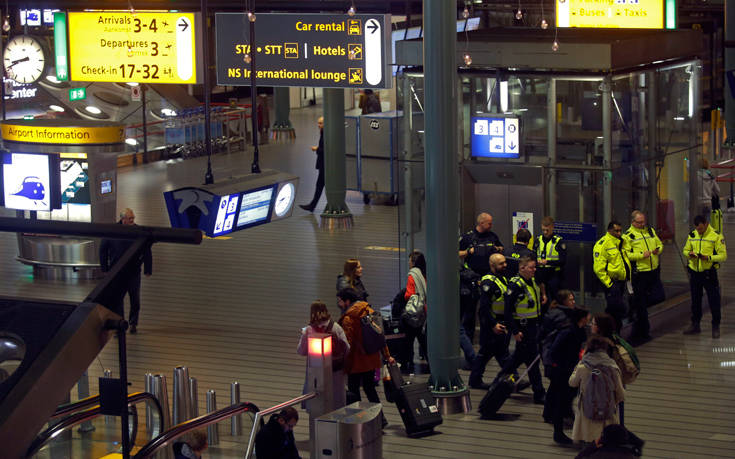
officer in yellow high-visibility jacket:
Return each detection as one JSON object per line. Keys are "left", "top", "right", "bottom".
{"left": 622, "top": 210, "right": 663, "bottom": 343}
{"left": 593, "top": 220, "right": 631, "bottom": 331}
{"left": 682, "top": 214, "right": 727, "bottom": 338}
{"left": 536, "top": 216, "right": 567, "bottom": 309}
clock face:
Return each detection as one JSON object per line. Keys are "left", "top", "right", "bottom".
{"left": 274, "top": 182, "right": 295, "bottom": 217}
{"left": 4, "top": 35, "right": 46, "bottom": 84}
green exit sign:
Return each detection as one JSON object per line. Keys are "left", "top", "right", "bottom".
{"left": 69, "top": 87, "right": 86, "bottom": 101}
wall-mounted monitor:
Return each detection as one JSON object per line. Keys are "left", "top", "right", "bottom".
{"left": 100, "top": 179, "right": 112, "bottom": 195}
{"left": 0, "top": 152, "right": 61, "bottom": 211}
{"left": 470, "top": 114, "right": 521, "bottom": 159}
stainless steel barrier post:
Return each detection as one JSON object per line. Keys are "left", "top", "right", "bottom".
{"left": 230, "top": 382, "right": 242, "bottom": 436}
{"left": 152, "top": 374, "right": 171, "bottom": 433}
{"left": 77, "top": 371, "right": 95, "bottom": 432}
{"left": 172, "top": 367, "right": 192, "bottom": 425}
{"left": 206, "top": 390, "right": 219, "bottom": 446}
{"left": 145, "top": 373, "right": 155, "bottom": 435}
{"left": 189, "top": 377, "right": 198, "bottom": 417}
{"left": 103, "top": 369, "right": 113, "bottom": 426}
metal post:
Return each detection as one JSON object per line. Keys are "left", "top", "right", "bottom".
{"left": 322, "top": 88, "right": 352, "bottom": 227}
{"left": 230, "top": 382, "right": 242, "bottom": 436}
{"left": 172, "top": 366, "right": 192, "bottom": 425}
{"left": 402, "top": 75, "right": 414, "bottom": 262}
{"left": 602, "top": 76, "right": 613, "bottom": 225}
{"left": 689, "top": 62, "right": 701, "bottom": 223}
{"left": 249, "top": 7, "right": 261, "bottom": 173}
{"left": 201, "top": 0, "right": 214, "bottom": 184}
{"left": 103, "top": 369, "right": 113, "bottom": 426}
{"left": 579, "top": 175, "right": 586, "bottom": 301}
{"left": 76, "top": 371, "right": 95, "bottom": 432}
{"left": 547, "top": 77, "right": 557, "bottom": 217}
{"left": 423, "top": 0, "right": 465, "bottom": 401}
{"left": 647, "top": 71, "right": 658, "bottom": 230}
{"left": 144, "top": 373, "right": 154, "bottom": 435}
{"left": 152, "top": 374, "right": 171, "bottom": 437}
{"left": 189, "top": 377, "right": 198, "bottom": 417}
{"left": 725, "top": 0, "right": 735, "bottom": 147}
{"left": 206, "top": 390, "right": 219, "bottom": 445}
{"left": 117, "top": 326, "right": 130, "bottom": 459}
{"left": 142, "top": 85, "right": 148, "bottom": 163}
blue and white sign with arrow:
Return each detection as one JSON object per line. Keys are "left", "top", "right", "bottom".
{"left": 470, "top": 114, "right": 521, "bottom": 159}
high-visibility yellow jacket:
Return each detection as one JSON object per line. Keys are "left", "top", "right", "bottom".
{"left": 683, "top": 225, "right": 727, "bottom": 272}
{"left": 622, "top": 226, "right": 663, "bottom": 273}
{"left": 593, "top": 232, "right": 631, "bottom": 288}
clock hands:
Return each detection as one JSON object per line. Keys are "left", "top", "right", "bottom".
{"left": 6, "top": 56, "right": 30, "bottom": 69}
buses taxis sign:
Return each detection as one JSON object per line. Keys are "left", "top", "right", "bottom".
{"left": 215, "top": 13, "right": 391, "bottom": 88}
{"left": 556, "top": 0, "right": 676, "bottom": 29}
{"left": 60, "top": 11, "right": 200, "bottom": 84}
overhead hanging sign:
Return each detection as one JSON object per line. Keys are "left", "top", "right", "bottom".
{"left": 64, "top": 11, "right": 199, "bottom": 84}
{"left": 215, "top": 13, "right": 391, "bottom": 89}
{"left": 556, "top": 0, "right": 667, "bottom": 29}
{"left": 470, "top": 114, "right": 521, "bottom": 159}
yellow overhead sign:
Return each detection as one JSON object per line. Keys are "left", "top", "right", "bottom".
{"left": 67, "top": 11, "right": 198, "bottom": 84}
{"left": 556, "top": 0, "right": 664, "bottom": 29}
{"left": 1, "top": 123, "right": 125, "bottom": 145}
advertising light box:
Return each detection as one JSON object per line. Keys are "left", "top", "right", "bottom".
{"left": 557, "top": 0, "right": 666, "bottom": 29}
{"left": 65, "top": 11, "right": 199, "bottom": 84}
{"left": 0, "top": 152, "right": 61, "bottom": 211}
{"left": 470, "top": 115, "right": 521, "bottom": 159}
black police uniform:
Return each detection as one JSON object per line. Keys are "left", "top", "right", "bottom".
{"left": 503, "top": 243, "right": 536, "bottom": 279}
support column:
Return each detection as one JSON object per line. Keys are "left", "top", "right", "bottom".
{"left": 725, "top": 0, "right": 735, "bottom": 147}
{"left": 402, "top": 75, "right": 414, "bottom": 260}
{"left": 602, "top": 76, "right": 613, "bottom": 225}
{"left": 424, "top": 0, "right": 467, "bottom": 411}
{"left": 272, "top": 87, "right": 295, "bottom": 140}
{"left": 690, "top": 62, "right": 701, "bottom": 223}
{"left": 547, "top": 77, "right": 557, "bottom": 217}
{"left": 322, "top": 88, "right": 352, "bottom": 229}
{"left": 647, "top": 71, "right": 658, "bottom": 230}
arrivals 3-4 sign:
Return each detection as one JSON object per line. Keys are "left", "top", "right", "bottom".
{"left": 215, "top": 13, "right": 391, "bottom": 88}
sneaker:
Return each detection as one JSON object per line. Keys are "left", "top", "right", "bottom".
{"left": 129, "top": 325, "right": 137, "bottom": 334}
{"left": 553, "top": 432, "right": 573, "bottom": 445}
{"left": 683, "top": 323, "right": 701, "bottom": 335}
{"left": 713, "top": 327, "right": 720, "bottom": 339}
{"left": 298, "top": 204, "right": 314, "bottom": 212}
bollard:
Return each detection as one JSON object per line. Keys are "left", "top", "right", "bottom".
{"left": 103, "top": 369, "right": 114, "bottom": 426}
{"left": 172, "top": 366, "right": 192, "bottom": 425}
{"left": 77, "top": 370, "right": 95, "bottom": 432}
{"left": 206, "top": 390, "right": 219, "bottom": 446}
{"left": 152, "top": 374, "right": 172, "bottom": 435}
{"left": 189, "top": 377, "right": 198, "bottom": 418}
{"left": 144, "top": 373, "right": 155, "bottom": 435}
{"left": 230, "top": 382, "right": 241, "bottom": 436}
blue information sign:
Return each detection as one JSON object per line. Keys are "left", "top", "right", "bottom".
{"left": 554, "top": 221, "right": 598, "bottom": 243}
{"left": 470, "top": 114, "right": 520, "bottom": 158}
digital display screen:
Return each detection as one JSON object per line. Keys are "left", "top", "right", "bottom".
{"left": 236, "top": 186, "right": 274, "bottom": 228}
{"left": 100, "top": 179, "right": 112, "bottom": 195}
{"left": 2, "top": 153, "right": 52, "bottom": 211}
{"left": 470, "top": 115, "right": 520, "bottom": 159}
{"left": 213, "top": 193, "right": 239, "bottom": 236}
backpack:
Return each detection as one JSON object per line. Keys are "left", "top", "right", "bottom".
{"left": 390, "top": 288, "right": 408, "bottom": 319}
{"left": 316, "top": 320, "right": 347, "bottom": 372}
{"left": 360, "top": 307, "right": 386, "bottom": 355}
{"left": 402, "top": 270, "right": 427, "bottom": 328}
{"left": 581, "top": 362, "right": 618, "bottom": 421}
{"left": 613, "top": 334, "right": 640, "bottom": 384}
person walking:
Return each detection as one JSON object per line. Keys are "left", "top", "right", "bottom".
{"left": 99, "top": 208, "right": 152, "bottom": 334}
{"left": 402, "top": 250, "right": 428, "bottom": 373}
{"left": 593, "top": 221, "right": 631, "bottom": 332}
{"left": 536, "top": 216, "right": 567, "bottom": 309}
{"left": 336, "top": 258, "right": 368, "bottom": 301}
{"left": 622, "top": 210, "right": 663, "bottom": 344}
{"left": 683, "top": 214, "right": 727, "bottom": 338}
{"left": 299, "top": 117, "right": 324, "bottom": 212}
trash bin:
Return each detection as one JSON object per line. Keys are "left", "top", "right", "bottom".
{"left": 314, "top": 401, "right": 382, "bottom": 459}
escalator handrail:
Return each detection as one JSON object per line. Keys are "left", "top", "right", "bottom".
{"left": 26, "top": 392, "right": 163, "bottom": 458}
{"left": 244, "top": 392, "right": 317, "bottom": 459}
{"left": 50, "top": 394, "right": 102, "bottom": 420}
{"left": 133, "top": 401, "right": 260, "bottom": 458}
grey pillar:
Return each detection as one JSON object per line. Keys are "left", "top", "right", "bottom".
{"left": 602, "top": 76, "right": 613, "bottom": 224}
{"left": 424, "top": 0, "right": 463, "bottom": 395}
{"left": 273, "top": 87, "right": 292, "bottom": 129}
{"left": 647, "top": 71, "right": 659, "bottom": 230}
{"left": 172, "top": 366, "right": 192, "bottom": 425}
{"left": 230, "top": 382, "right": 242, "bottom": 436}
{"left": 402, "top": 75, "right": 415, "bottom": 260}
{"left": 206, "top": 390, "right": 219, "bottom": 445}
{"left": 321, "top": 88, "right": 353, "bottom": 227}
{"left": 547, "top": 77, "right": 557, "bottom": 217}
{"left": 690, "top": 62, "right": 701, "bottom": 223}
{"left": 726, "top": 0, "right": 735, "bottom": 146}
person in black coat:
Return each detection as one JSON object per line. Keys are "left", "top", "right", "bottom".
{"left": 548, "top": 307, "right": 590, "bottom": 445}
{"left": 255, "top": 407, "right": 301, "bottom": 459}
{"left": 299, "top": 117, "right": 324, "bottom": 212}
{"left": 503, "top": 228, "right": 536, "bottom": 278}
{"left": 98, "top": 208, "right": 152, "bottom": 334}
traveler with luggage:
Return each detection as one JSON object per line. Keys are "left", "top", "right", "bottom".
{"left": 297, "top": 300, "right": 350, "bottom": 408}
{"left": 569, "top": 335, "right": 625, "bottom": 444}
{"left": 402, "top": 251, "right": 428, "bottom": 373}
{"left": 336, "top": 258, "right": 369, "bottom": 301}
{"left": 575, "top": 424, "right": 645, "bottom": 458}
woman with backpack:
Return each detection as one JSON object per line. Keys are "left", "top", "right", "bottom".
{"left": 336, "top": 259, "right": 368, "bottom": 301}
{"left": 569, "top": 335, "right": 625, "bottom": 444}
{"left": 298, "top": 300, "right": 350, "bottom": 408}
{"left": 402, "top": 250, "right": 428, "bottom": 373}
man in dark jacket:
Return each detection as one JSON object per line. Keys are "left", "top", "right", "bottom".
{"left": 99, "top": 208, "right": 152, "bottom": 334}
{"left": 299, "top": 117, "right": 324, "bottom": 212}
{"left": 255, "top": 407, "right": 301, "bottom": 459}
{"left": 504, "top": 228, "right": 536, "bottom": 278}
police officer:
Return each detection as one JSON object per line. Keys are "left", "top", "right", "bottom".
{"left": 683, "top": 214, "right": 727, "bottom": 338}
{"left": 497, "top": 256, "right": 546, "bottom": 404}
{"left": 504, "top": 228, "right": 535, "bottom": 278}
{"left": 593, "top": 220, "right": 631, "bottom": 332}
{"left": 459, "top": 213, "right": 504, "bottom": 343}
{"left": 535, "top": 216, "right": 567, "bottom": 308}
{"left": 469, "top": 253, "right": 512, "bottom": 389}
{"left": 623, "top": 210, "right": 663, "bottom": 343}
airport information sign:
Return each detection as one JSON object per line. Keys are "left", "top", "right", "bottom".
{"left": 470, "top": 115, "right": 521, "bottom": 159}
{"left": 215, "top": 13, "right": 391, "bottom": 88}
{"left": 556, "top": 0, "right": 667, "bottom": 29}
{"left": 65, "top": 11, "right": 198, "bottom": 84}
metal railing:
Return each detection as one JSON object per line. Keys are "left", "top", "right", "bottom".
{"left": 26, "top": 392, "right": 163, "bottom": 458}
{"left": 133, "top": 401, "right": 260, "bottom": 458}
{"left": 244, "top": 393, "right": 316, "bottom": 459}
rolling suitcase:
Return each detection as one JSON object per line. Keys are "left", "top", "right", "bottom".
{"left": 478, "top": 354, "right": 541, "bottom": 419}
{"left": 393, "top": 381, "right": 442, "bottom": 436}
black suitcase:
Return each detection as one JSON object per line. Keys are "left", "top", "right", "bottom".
{"left": 393, "top": 382, "right": 443, "bottom": 437}
{"left": 478, "top": 354, "right": 540, "bottom": 418}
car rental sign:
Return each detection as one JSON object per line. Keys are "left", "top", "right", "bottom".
{"left": 215, "top": 13, "right": 391, "bottom": 89}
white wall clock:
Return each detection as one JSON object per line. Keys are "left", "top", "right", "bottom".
{"left": 274, "top": 182, "right": 295, "bottom": 217}
{"left": 4, "top": 35, "right": 46, "bottom": 84}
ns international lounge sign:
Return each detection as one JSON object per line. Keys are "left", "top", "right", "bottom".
{"left": 215, "top": 13, "right": 391, "bottom": 89}
{"left": 556, "top": 0, "right": 676, "bottom": 29}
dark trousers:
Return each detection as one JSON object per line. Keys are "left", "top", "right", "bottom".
{"left": 403, "top": 323, "right": 427, "bottom": 371}
{"left": 545, "top": 367, "right": 576, "bottom": 433}
{"left": 347, "top": 371, "right": 380, "bottom": 403}
{"left": 460, "top": 293, "right": 478, "bottom": 342}
{"left": 498, "top": 321, "right": 544, "bottom": 397}
{"left": 538, "top": 269, "right": 561, "bottom": 310}
{"left": 605, "top": 281, "right": 627, "bottom": 332}
{"left": 631, "top": 271, "right": 658, "bottom": 338}
{"left": 469, "top": 318, "right": 511, "bottom": 385}
{"left": 689, "top": 268, "right": 722, "bottom": 326}
{"left": 112, "top": 272, "right": 142, "bottom": 326}
{"left": 306, "top": 166, "right": 324, "bottom": 209}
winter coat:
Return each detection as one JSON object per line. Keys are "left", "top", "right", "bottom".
{"left": 254, "top": 415, "right": 300, "bottom": 459}
{"left": 336, "top": 275, "right": 369, "bottom": 301}
{"left": 550, "top": 325, "right": 587, "bottom": 376}
{"left": 338, "top": 301, "right": 390, "bottom": 374}
{"left": 569, "top": 350, "right": 625, "bottom": 443}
